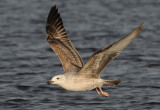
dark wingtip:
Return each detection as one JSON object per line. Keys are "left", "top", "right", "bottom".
{"left": 47, "top": 5, "right": 59, "bottom": 25}
{"left": 135, "top": 22, "right": 144, "bottom": 34}
{"left": 139, "top": 22, "right": 144, "bottom": 29}
{"left": 51, "top": 5, "right": 57, "bottom": 11}
{"left": 53, "top": 5, "right": 56, "bottom": 8}
{"left": 140, "top": 22, "right": 144, "bottom": 26}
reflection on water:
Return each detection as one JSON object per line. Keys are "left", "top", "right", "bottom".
{"left": 0, "top": 0, "right": 160, "bottom": 110}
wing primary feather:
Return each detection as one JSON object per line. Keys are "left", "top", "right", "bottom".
{"left": 47, "top": 6, "right": 57, "bottom": 24}
{"left": 77, "top": 23, "right": 143, "bottom": 78}
{"left": 46, "top": 6, "right": 84, "bottom": 73}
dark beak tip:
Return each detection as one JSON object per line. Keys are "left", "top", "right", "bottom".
{"left": 47, "top": 81, "right": 50, "bottom": 85}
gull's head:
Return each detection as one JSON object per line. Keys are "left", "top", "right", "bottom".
{"left": 47, "top": 74, "right": 65, "bottom": 85}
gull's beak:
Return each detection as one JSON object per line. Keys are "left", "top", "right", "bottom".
{"left": 47, "top": 80, "right": 54, "bottom": 85}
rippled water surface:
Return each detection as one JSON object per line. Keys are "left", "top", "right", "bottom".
{"left": 0, "top": 0, "right": 160, "bottom": 110}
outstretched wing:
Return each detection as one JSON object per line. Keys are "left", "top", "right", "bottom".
{"left": 77, "top": 23, "right": 143, "bottom": 78}
{"left": 46, "top": 6, "right": 84, "bottom": 73}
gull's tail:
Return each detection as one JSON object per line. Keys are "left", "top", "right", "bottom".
{"left": 104, "top": 79, "right": 121, "bottom": 86}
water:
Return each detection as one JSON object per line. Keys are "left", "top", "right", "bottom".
{"left": 0, "top": 0, "right": 160, "bottom": 110}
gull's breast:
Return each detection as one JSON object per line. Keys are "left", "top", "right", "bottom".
{"left": 59, "top": 77, "right": 103, "bottom": 91}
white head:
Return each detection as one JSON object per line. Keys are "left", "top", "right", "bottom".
{"left": 47, "top": 74, "right": 65, "bottom": 85}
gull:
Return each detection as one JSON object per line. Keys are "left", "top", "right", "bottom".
{"left": 46, "top": 5, "right": 143, "bottom": 97}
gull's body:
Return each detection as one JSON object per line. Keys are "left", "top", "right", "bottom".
{"left": 54, "top": 74, "right": 103, "bottom": 91}
{"left": 46, "top": 5, "right": 143, "bottom": 97}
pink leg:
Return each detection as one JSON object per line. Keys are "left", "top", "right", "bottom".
{"left": 96, "top": 87, "right": 110, "bottom": 97}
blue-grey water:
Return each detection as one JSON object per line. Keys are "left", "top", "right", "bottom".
{"left": 0, "top": 0, "right": 160, "bottom": 110}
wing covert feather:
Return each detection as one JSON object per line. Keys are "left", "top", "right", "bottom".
{"left": 46, "top": 6, "right": 84, "bottom": 73}
{"left": 77, "top": 23, "right": 143, "bottom": 78}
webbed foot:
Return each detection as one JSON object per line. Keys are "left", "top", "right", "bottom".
{"left": 96, "top": 87, "right": 110, "bottom": 97}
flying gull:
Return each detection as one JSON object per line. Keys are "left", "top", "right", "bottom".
{"left": 46, "top": 5, "right": 143, "bottom": 97}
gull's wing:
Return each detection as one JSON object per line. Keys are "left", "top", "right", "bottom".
{"left": 46, "top": 6, "right": 84, "bottom": 73}
{"left": 77, "top": 23, "right": 143, "bottom": 78}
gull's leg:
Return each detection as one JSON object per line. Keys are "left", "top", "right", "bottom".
{"left": 96, "top": 88, "right": 101, "bottom": 95}
{"left": 96, "top": 87, "right": 110, "bottom": 97}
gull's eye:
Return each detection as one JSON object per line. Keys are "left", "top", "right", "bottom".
{"left": 57, "top": 77, "right": 59, "bottom": 80}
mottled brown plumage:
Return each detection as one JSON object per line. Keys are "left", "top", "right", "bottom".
{"left": 46, "top": 5, "right": 143, "bottom": 97}
{"left": 77, "top": 23, "right": 143, "bottom": 78}
{"left": 46, "top": 6, "right": 84, "bottom": 73}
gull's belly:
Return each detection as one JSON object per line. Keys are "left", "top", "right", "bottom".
{"left": 59, "top": 78, "right": 103, "bottom": 91}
